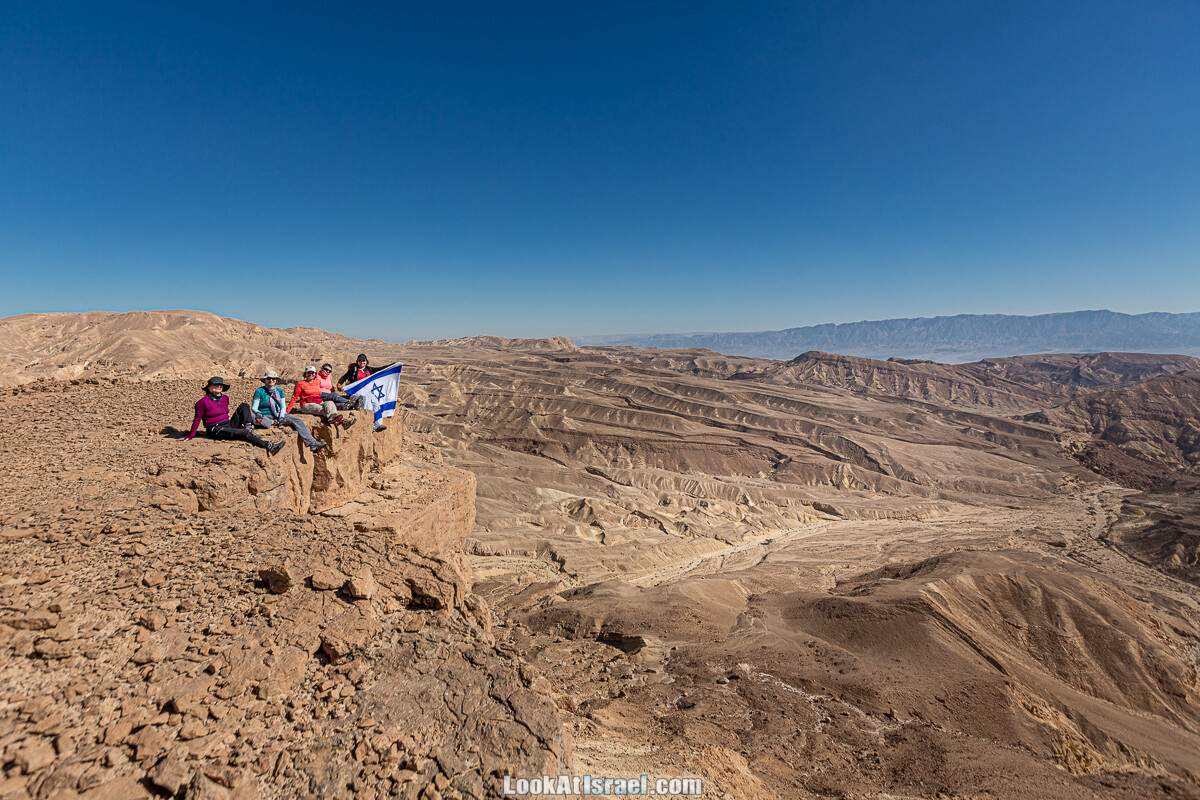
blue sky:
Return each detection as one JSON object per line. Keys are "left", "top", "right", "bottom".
{"left": 2, "top": 1, "right": 1197, "bottom": 339}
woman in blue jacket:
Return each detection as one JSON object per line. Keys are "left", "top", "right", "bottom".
{"left": 251, "top": 371, "right": 327, "bottom": 452}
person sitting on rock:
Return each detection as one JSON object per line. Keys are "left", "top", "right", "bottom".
{"left": 286, "top": 366, "right": 356, "bottom": 429}
{"left": 251, "top": 371, "right": 327, "bottom": 452}
{"left": 317, "top": 363, "right": 361, "bottom": 411}
{"left": 185, "top": 376, "right": 285, "bottom": 456}
{"left": 336, "top": 353, "right": 375, "bottom": 390}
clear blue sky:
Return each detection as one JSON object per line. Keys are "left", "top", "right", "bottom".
{"left": 2, "top": 2, "right": 1198, "bottom": 339}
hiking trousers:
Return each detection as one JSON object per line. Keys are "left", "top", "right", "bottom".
{"left": 295, "top": 401, "right": 338, "bottom": 420}
{"left": 258, "top": 414, "right": 320, "bottom": 448}
{"left": 208, "top": 403, "right": 269, "bottom": 449}
{"left": 321, "top": 391, "right": 358, "bottom": 410}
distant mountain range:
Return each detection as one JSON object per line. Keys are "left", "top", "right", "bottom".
{"left": 578, "top": 310, "right": 1200, "bottom": 362}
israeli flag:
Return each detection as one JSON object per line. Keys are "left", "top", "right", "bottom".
{"left": 344, "top": 362, "right": 403, "bottom": 425}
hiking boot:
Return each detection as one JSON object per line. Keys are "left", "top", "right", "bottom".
{"left": 373, "top": 423, "right": 387, "bottom": 433}
{"left": 309, "top": 440, "right": 328, "bottom": 453}
{"left": 342, "top": 415, "right": 357, "bottom": 430}
{"left": 266, "top": 440, "right": 285, "bottom": 457}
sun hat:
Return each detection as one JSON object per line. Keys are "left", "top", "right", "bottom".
{"left": 261, "top": 370, "right": 280, "bottom": 381}
{"left": 205, "top": 375, "right": 230, "bottom": 391}
{"left": 303, "top": 365, "right": 317, "bottom": 375}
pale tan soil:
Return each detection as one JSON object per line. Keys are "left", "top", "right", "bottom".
{"left": 603, "top": 348, "right": 1200, "bottom": 413}
{"left": 0, "top": 311, "right": 384, "bottom": 387}
{"left": 381, "top": 344, "right": 1200, "bottom": 799}
{"left": 0, "top": 380, "right": 567, "bottom": 799}
{"left": 2, "top": 312, "right": 1200, "bottom": 799}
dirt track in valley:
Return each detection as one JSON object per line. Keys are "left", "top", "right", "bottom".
{"left": 3, "top": 312, "right": 1200, "bottom": 799}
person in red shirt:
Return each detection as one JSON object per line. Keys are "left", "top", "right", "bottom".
{"left": 287, "top": 366, "right": 356, "bottom": 429}
{"left": 337, "top": 353, "right": 376, "bottom": 390}
{"left": 336, "top": 354, "right": 392, "bottom": 434}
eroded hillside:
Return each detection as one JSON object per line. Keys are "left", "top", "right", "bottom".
{"left": 380, "top": 341, "right": 1200, "bottom": 798}
{"left": 3, "top": 314, "right": 1200, "bottom": 799}
{"left": 0, "top": 311, "right": 386, "bottom": 387}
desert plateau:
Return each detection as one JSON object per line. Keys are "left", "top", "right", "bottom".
{"left": 0, "top": 310, "right": 1198, "bottom": 799}
{"left": 7, "top": 3, "right": 1198, "bottom": 796}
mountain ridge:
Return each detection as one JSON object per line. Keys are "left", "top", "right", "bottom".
{"left": 580, "top": 309, "right": 1200, "bottom": 361}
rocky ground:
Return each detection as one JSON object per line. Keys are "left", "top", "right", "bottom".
{"left": 3, "top": 317, "right": 1200, "bottom": 799}
{"left": 0, "top": 379, "right": 568, "bottom": 799}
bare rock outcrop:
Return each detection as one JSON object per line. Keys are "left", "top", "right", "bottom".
{"left": 150, "top": 413, "right": 405, "bottom": 515}
{"left": 0, "top": 379, "right": 570, "bottom": 799}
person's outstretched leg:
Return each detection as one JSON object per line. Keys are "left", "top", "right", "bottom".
{"left": 321, "top": 391, "right": 353, "bottom": 410}
{"left": 210, "top": 422, "right": 281, "bottom": 454}
{"left": 230, "top": 402, "right": 255, "bottom": 428}
{"left": 282, "top": 415, "right": 324, "bottom": 450}
{"left": 321, "top": 400, "right": 356, "bottom": 429}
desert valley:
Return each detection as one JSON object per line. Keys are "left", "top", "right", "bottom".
{"left": 2, "top": 310, "right": 1200, "bottom": 800}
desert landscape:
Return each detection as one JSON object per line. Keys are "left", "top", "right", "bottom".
{"left": 6, "top": 0, "right": 1197, "bottom": 795}
{"left": 1, "top": 310, "right": 1199, "bottom": 799}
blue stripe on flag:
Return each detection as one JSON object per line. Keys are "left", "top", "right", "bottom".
{"left": 374, "top": 400, "right": 396, "bottom": 423}
{"left": 344, "top": 362, "right": 403, "bottom": 396}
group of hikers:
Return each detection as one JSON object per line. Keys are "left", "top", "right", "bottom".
{"left": 184, "top": 354, "right": 381, "bottom": 455}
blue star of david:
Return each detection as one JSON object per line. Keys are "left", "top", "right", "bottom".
{"left": 371, "top": 383, "right": 386, "bottom": 401}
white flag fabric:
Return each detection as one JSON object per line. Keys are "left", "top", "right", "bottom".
{"left": 343, "top": 362, "right": 403, "bottom": 425}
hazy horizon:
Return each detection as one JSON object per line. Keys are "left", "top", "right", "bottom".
{"left": 3, "top": 2, "right": 1199, "bottom": 339}
{"left": 5, "top": 306, "right": 1200, "bottom": 349}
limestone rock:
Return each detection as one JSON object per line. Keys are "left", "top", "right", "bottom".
{"left": 258, "top": 563, "right": 295, "bottom": 594}
{"left": 344, "top": 567, "right": 378, "bottom": 600}
{"left": 149, "top": 752, "right": 192, "bottom": 796}
{"left": 138, "top": 610, "right": 168, "bottom": 631}
{"left": 0, "top": 377, "right": 569, "bottom": 799}
{"left": 309, "top": 567, "right": 346, "bottom": 591}
{"left": 2, "top": 609, "right": 58, "bottom": 630}
{"left": 14, "top": 737, "right": 56, "bottom": 773}
{"left": 184, "top": 773, "right": 231, "bottom": 799}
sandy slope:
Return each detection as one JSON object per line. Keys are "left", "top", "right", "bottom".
{"left": 2, "top": 311, "right": 1200, "bottom": 798}
{"left": 0, "top": 310, "right": 385, "bottom": 386}
{"left": 381, "top": 343, "right": 1200, "bottom": 798}
{"left": 716, "top": 349, "right": 1199, "bottom": 413}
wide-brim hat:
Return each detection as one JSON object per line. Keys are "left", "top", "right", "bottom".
{"left": 261, "top": 370, "right": 280, "bottom": 381}
{"left": 205, "top": 375, "right": 230, "bottom": 390}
